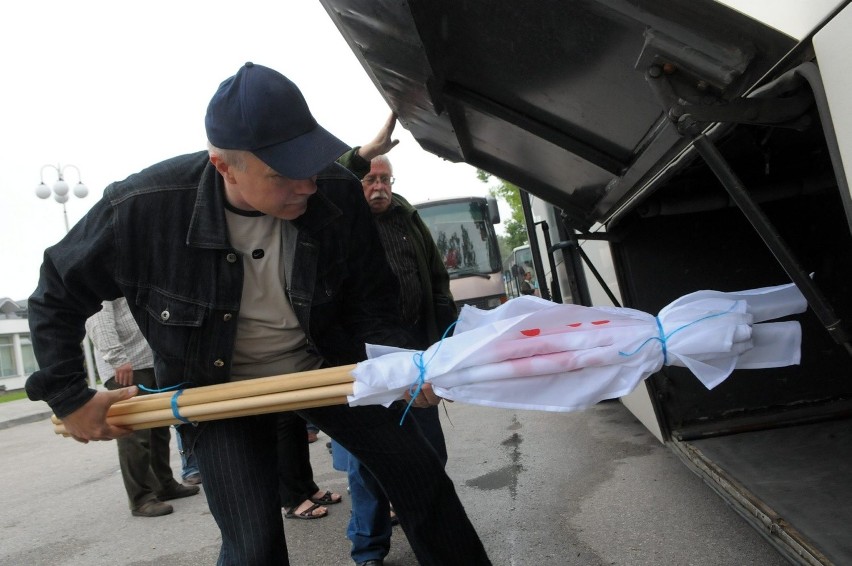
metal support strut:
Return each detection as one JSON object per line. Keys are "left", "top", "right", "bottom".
{"left": 643, "top": 59, "right": 852, "bottom": 357}
{"left": 550, "top": 240, "right": 622, "bottom": 308}
{"left": 681, "top": 116, "right": 852, "bottom": 356}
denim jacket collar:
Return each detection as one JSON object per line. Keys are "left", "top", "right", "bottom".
{"left": 187, "top": 161, "right": 232, "bottom": 249}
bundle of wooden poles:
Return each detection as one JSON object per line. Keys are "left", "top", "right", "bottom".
{"left": 52, "top": 364, "right": 357, "bottom": 436}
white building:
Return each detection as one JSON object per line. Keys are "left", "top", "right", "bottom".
{"left": 0, "top": 298, "right": 38, "bottom": 391}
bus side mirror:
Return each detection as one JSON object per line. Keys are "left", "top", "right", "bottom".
{"left": 486, "top": 196, "right": 501, "bottom": 225}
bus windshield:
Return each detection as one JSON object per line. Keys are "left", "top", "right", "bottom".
{"left": 417, "top": 200, "right": 502, "bottom": 278}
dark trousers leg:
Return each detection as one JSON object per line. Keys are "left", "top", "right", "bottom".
{"left": 149, "top": 424, "right": 177, "bottom": 491}
{"left": 134, "top": 368, "right": 180, "bottom": 492}
{"left": 346, "top": 404, "right": 448, "bottom": 561}
{"left": 114, "top": 428, "right": 157, "bottom": 509}
{"left": 276, "top": 411, "right": 319, "bottom": 509}
{"left": 302, "top": 402, "right": 491, "bottom": 566}
{"left": 411, "top": 405, "right": 448, "bottom": 466}
{"left": 185, "top": 414, "right": 288, "bottom": 566}
{"left": 106, "top": 369, "right": 177, "bottom": 509}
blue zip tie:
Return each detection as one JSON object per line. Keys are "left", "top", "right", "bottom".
{"left": 138, "top": 382, "right": 195, "bottom": 425}
{"left": 138, "top": 382, "right": 188, "bottom": 393}
{"left": 170, "top": 389, "right": 192, "bottom": 424}
{"left": 400, "top": 321, "right": 457, "bottom": 425}
{"left": 618, "top": 303, "right": 737, "bottom": 363}
{"left": 656, "top": 317, "right": 668, "bottom": 364}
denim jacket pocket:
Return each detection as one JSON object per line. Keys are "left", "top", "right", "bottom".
{"left": 136, "top": 288, "right": 206, "bottom": 364}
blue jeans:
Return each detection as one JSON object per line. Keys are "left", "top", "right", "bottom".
{"left": 174, "top": 425, "right": 200, "bottom": 480}
{"left": 335, "top": 405, "right": 448, "bottom": 564}
{"left": 181, "top": 403, "right": 487, "bottom": 566}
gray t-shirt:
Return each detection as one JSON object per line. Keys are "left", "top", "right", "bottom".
{"left": 224, "top": 208, "right": 322, "bottom": 380}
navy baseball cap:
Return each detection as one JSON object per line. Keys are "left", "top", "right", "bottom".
{"left": 205, "top": 62, "right": 349, "bottom": 179}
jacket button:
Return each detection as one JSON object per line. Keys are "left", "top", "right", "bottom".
{"left": 223, "top": 313, "right": 232, "bottom": 321}
{"left": 160, "top": 310, "right": 170, "bottom": 321}
{"left": 226, "top": 253, "right": 237, "bottom": 263}
{"left": 213, "top": 359, "right": 225, "bottom": 368}
{"left": 326, "top": 288, "right": 333, "bottom": 296}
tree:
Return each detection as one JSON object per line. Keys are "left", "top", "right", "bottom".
{"left": 477, "top": 169, "right": 528, "bottom": 252}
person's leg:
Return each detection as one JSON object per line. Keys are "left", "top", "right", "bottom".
{"left": 131, "top": 369, "right": 181, "bottom": 491}
{"left": 276, "top": 411, "right": 320, "bottom": 510}
{"left": 347, "top": 456, "right": 392, "bottom": 564}
{"left": 410, "top": 405, "right": 448, "bottom": 466}
{"left": 105, "top": 377, "right": 158, "bottom": 510}
{"left": 175, "top": 427, "right": 201, "bottom": 482}
{"left": 306, "top": 421, "right": 320, "bottom": 443}
{"left": 184, "top": 414, "right": 288, "bottom": 566}
{"left": 330, "top": 439, "right": 349, "bottom": 472}
{"left": 302, "top": 403, "right": 490, "bottom": 566}
{"left": 149, "top": 424, "right": 180, "bottom": 490}
{"left": 114, "top": 429, "right": 159, "bottom": 509}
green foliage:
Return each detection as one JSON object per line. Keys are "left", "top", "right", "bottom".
{"left": 478, "top": 169, "right": 528, "bottom": 251}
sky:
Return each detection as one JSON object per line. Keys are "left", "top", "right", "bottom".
{"left": 0, "top": 1, "right": 492, "bottom": 301}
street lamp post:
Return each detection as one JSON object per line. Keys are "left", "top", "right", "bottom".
{"left": 36, "top": 163, "right": 89, "bottom": 232}
{"left": 35, "top": 163, "right": 97, "bottom": 388}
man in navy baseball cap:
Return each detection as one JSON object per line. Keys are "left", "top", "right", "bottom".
{"left": 27, "top": 60, "right": 491, "bottom": 566}
{"left": 206, "top": 61, "right": 349, "bottom": 179}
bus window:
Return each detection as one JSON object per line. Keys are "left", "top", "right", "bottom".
{"left": 508, "top": 244, "right": 538, "bottom": 297}
{"left": 416, "top": 197, "right": 506, "bottom": 309}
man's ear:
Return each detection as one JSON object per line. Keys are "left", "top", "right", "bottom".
{"left": 209, "top": 154, "right": 237, "bottom": 184}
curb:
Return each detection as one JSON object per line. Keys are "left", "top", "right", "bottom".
{"left": 0, "top": 410, "right": 53, "bottom": 431}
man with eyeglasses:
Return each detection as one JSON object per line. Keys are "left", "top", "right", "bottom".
{"left": 336, "top": 119, "right": 457, "bottom": 566}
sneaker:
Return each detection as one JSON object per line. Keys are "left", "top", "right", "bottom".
{"left": 157, "top": 483, "right": 200, "bottom": 501}
{"left": 132, "top": 499, "right": 173, "bottom": 517}
{"left": 183, "top": 473, "right": 202, "bottom": 486}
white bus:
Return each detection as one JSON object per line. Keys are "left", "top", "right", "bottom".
{"left": 415, "top": 196, "right": 507, "bottom": 310}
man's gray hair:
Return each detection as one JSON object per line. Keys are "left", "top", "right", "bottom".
{"left": 371, "top": 154, "right": 393, "bottom": 171}
{"left": 208, "top": 143, "right": 249, "bottom": 172}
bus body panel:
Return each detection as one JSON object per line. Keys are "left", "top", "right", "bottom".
{"left": 813, "top": 6, "right": 852, "bottom": 210}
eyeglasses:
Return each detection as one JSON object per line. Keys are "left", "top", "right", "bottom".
{"left": 361, "top": 175, "right": 395, "bottom": 186}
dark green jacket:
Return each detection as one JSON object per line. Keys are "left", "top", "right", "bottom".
{"left": 339, "top": 148, "right": 458, "bottom": 345}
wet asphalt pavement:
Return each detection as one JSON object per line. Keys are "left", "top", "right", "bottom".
{"left": 0, "top": 398, "right": 789, "bottom": 565}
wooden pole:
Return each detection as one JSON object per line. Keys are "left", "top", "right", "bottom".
{"left": 53, "top": 365, "right": 357, "bottom": 436}
{"left": 105, "top": 364, "right": 355, "bottom": 417}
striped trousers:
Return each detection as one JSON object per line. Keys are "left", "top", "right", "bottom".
{"left": 182, "top": 401, "right": 490, "bottom": 566}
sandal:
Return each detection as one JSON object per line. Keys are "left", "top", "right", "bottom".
{"left": 285, "top": 502, "right": 328, "bottom": 520}
{"left": 310, "top": 490, "right": 342, "bottom": 505}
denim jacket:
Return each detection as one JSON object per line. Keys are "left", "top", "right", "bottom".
{"left": 26, "top": 151, "right": 410, "bottom": 418}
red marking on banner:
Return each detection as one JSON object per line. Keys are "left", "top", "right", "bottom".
{"left": 567, "top": 323, "right": 582, "bottom": 328}
{"left": 591, "top": 320, "right": 610, "bottom": 325}
{"left": 520, "top": 328, "right": 541, "bottom": 337}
